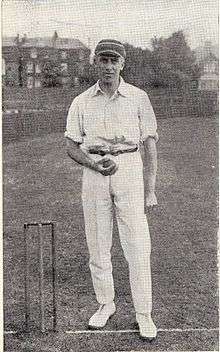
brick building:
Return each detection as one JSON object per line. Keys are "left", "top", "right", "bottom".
{"left": 195, "top": 41, "right": 219, "bottom": 91}
{"left": 2, "top": 32, "right": 90, "bottom": 88}
{"left": 198, "top": 55, "right": 218, "bottom": 91}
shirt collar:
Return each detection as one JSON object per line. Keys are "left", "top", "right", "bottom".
{"left": 91, "top": 80, "right": 104, "bottom": 97}
{"left": 91, "top": 77, "right": 129, "bottom": 98}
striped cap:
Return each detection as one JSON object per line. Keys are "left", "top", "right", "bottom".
{"left": 95, "top": 39, "right": 126, "bottom": 59}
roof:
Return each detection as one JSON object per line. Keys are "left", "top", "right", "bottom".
{"left": 2, "top": 36, "right": 88, "bottom": 50}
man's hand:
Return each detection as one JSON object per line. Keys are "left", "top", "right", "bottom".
{"left": 146, "top": 191, "right": 157, "bottom": 209}
{"left": 93, "top": 157, "right": 118, "bottom": 176}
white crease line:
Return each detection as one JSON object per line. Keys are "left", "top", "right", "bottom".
{"left": 4, "top": 328, "right": 219, "bottom": 335}
{"left": 66, "top": 329, "right": 139, "bottom": 334}
{"left": 65, "top": 328, "right": 219, "bottom": 334}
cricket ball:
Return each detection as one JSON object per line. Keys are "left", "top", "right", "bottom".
{"left": 102, "top": 159, "right": 114, "bottom": 168}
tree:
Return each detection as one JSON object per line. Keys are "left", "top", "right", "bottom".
{"left": 150, "top": 30, "right": 201, "bottom": 88}
{"left": 78, "top": 62, "right": 97, "bottom": 85}
{"left": 122, "top": 43, "right": 154, "bottom": 87}
{"left": 41, "top": 60, "right": 61, "bottom": 87}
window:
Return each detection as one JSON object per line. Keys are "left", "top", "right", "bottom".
{"left": 35, "top": 79, "right": 41, "bottom": 87}
{"left": 200, "top": 81, "right": 205, "bottom": 90}
{"left": 61, "top": 77, "right": 69, "bottom": 84}
{"left": 61, "top": 62, "right": 68, "bottom": 72}
{"left": 78, "top": 64, "right": 84, "bottom": 75}
{"left": 61, "top": 51, "right": 67, "bottom": 59}
{"left": 30, "top": 49, "right": 37, "bottom": 58}
{"left": 191, "top": 81, "right": 197, "bottom": 89}
{"left": 27, "top": 62, "right": 33, "bottom": 73}
{"left": 207, "top": 63, "right": 212, "bottom": 72}
{"left": 79, "top": 51, "right": 84, "bottom": 60}
{"left": 210, "top": 63, "right": 216, "bottom": 73}
{"left": 35, "top": 63, "right": 41, "bottom": 73}
{"left": 27, "top": 76, "right": 34, "bottom": 88}
{"left": 204, "top": 64, "right": 209, "bottom": 73}
{"left": 204, "top": 62, "right": 216, "bottom": 74}
{"left": 6, "top": 63, "right": 17, "bottom": 77}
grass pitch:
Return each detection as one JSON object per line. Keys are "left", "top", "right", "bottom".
{"left": 3, "top": 116, "right": 218, "bottom": 351}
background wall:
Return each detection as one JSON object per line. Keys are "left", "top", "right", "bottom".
{"left": 3, "top": 86, "right": 218, "bottom": 143}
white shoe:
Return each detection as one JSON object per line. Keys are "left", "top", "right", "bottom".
{"left": 88, "top": 302, "right": 116, "bottom": 329}
{"left": 136, "top": 313, "right": 157, "bottom": 340}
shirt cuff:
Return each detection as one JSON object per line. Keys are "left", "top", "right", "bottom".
{"left": 141, "top": 132, "right": 159, "bottom": 143}
{"left": 64, "top": 131, "right": 83, "bottom": 144}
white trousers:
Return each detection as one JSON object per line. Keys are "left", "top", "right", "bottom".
{"left": 82, "top": 152, "right": 152, "bottom": 314}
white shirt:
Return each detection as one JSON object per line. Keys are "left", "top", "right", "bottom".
{"left": 65, "top": 77, "right": 158, "bottom": 151}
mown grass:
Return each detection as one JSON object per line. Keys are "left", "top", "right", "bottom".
{"left": 3, "top": 116, "right": 218, "bottom": 351}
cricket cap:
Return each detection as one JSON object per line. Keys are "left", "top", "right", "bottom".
{"left": 94, "top": 39, "right": 126, "bottom": 59}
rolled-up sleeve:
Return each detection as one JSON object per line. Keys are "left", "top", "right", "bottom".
{"left": 64, "top": 96, "right": 84, "bottom": 143}
{"left": 138, "top": 91, "right": 159, "bottom": 143}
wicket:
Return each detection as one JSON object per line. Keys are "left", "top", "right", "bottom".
{"left": 24, "top": 221, "right": 57, "bottom": 333}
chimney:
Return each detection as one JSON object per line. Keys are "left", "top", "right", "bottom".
{"left": 52, "top": 31, "right": 58, "bottom": 47}
{"left": 14, "top": 34, "right": 20, "bottom": 45}
{"left": 21, "top": 34, "right": 27, "bottom": 44}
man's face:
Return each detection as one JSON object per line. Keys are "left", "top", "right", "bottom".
{"left": 95, "top": 54, "right": 125, "bottom": 83}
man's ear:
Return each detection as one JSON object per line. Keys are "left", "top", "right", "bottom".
{"left": 93, "top": 55, "right": 98, "bottom": 66}
{"left": 120, "top": 58, "right": 125, "bottom": 71}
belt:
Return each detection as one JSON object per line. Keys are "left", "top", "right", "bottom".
{"left": 88, "top": 146, "right": 138, "bottom": 156}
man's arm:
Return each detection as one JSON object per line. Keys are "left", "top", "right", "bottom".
{"left": 66, "top": 138, "right": 118, "bottom": 176}
{"left": 143, "top": 136, "right": 158, "bottom": 207}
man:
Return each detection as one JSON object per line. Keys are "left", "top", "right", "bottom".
{"left": 65, "top": 39, "right": 158, "bottom": 340}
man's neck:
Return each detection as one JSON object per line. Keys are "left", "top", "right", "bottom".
{"left": 99, "top": 78, "right": 120, "bottom": 97}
